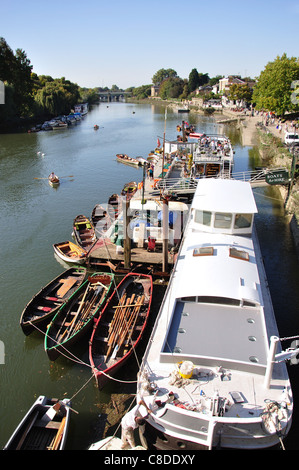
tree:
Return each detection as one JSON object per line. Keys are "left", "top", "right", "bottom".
{"left": 34, "top": 77, "right": 80, "bottom": 116}
{"left": 252, "top": 53, "right": 299, "bottom": 115}
{"left": 152, "top": 68, "right": 178, "bottom": 86}
{"left": 188, "top": 68, "right": 200, "bottom": 92}
{"left": 0, "top": 38, "right": 34, "bottom": 118}
{"left": 228, "top": 83, "right": 252, "bottom": 104}
{"left": 159, "top": 77, "right": 184, "bottom": 99}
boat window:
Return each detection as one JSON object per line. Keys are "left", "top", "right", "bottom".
{"left": 229, "top": 247, "right": 249, "bottom": 261}
{"left": 180, "top": 296, "right": 196, "bottom": 302}
{"left": 214, "top": 212, "right": 232, "bottom": 228}
{"left": 234, "top": 213, "right": 253, "bottom": 229}
{"left": 193, "top": 246, "right": 214, "bottom": 256}
{"left": 194, "top": 210, "right": 212, "bottom": 226}
{"left": 197, "top": 296, "right": 240, "bottom": 306}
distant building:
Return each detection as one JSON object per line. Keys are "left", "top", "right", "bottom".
{"left": 151, "top": 85, "right": 160, "bottom": 97}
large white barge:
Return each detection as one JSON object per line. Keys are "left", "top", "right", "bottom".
{"left": 137, "top": 178, "right": 293, "bottom": 450}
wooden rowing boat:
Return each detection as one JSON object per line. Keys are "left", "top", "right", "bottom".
{"left": 73, "top": 214, "right": 97, "bottom": 249}
{"left": 89, "top": 273, "right": 152, "bottom": 389}
{"left": 45, "top": 272, "right": 114, "bottom": 361}
{"left": 48, "top": 174, "right": 60, "bottom": 187}
{"left": 20, "top": 267, "right": 87, "bottom": 336}
{"left": 3, "top": 396, "right": 71, "bottom": 450}
{"left": 121, "top": 181, "right": 138, "bottom": 200}
{"left": 91, "top": 204, "right": 111, "bottom": 238}
{"left": 53, "top": 240, "right": 87, "bottom": 264}
{"left": 116, "top": 154, "right": 141, "bottom": 167}
{"left": 108, "top": 194, "right": 120, "bottom": 220}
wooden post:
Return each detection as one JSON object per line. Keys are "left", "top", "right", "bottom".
{"left": 162, "top": 196, "right": 169, "bottom": 273}
{"left": 123, "top": 198, "right": 131, "bottom": 269}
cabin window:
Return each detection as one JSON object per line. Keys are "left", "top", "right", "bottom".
{"left": 194, "top": 210, "right": 212, "bottom": 226}
{"left": 193, "top": 246, "right": 214, "bottom": 256}
{"left": 214, "top": 212, "right": 232, "bottom": 228}
{"left": 234, "top": 213, "right": 252, "bottom": 229}
{"left": 229, "top": 247, "right": 250, "bottom": 261}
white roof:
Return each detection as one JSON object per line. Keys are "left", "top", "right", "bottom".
{"left": 192, "top": 179, "right": 257, "bottom": 214}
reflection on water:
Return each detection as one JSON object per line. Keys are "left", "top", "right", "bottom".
{"left": 0, "top": 103, "right": 298, "bottom": 449}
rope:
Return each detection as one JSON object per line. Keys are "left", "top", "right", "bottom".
{"left": 28, "top": 317, "right": 139, "bottom": 385}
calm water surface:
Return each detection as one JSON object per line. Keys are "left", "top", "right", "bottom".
{"left": 0, "top": 102, "right": 298, "bottom": 449}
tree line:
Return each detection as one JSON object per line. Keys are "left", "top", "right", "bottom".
{"left": 0, "top": 37, "right": 101, "bottom": 127}
{"left": 132, "top": 56, "right": 299, "bottom": 118}
{"left": 1, "top": 35, "right": 299, "bottom": 127}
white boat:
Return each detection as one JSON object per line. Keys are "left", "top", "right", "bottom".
{"left": 137, "top": 178, "right": 294, "bottom": 450}
{"left": 191, "top": 134, "right": 234, "bottom": 178}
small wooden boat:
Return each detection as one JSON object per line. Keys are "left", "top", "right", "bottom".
{"left": 116, "top": 153, "right": 141, "bottom": 167}
{"left": 108, "top": 194, "right": 120, "bottom": 220}
{"left": 89, "top": 273, "right": 152, "bottom": 389}
{"left": 20, "top": 267, "right": 87, "bottom": 336}
{"left": 91, "top": 204, "right": 111, "bottom": 238}
{"left": 121, "top": 181, "right": 138, "bottom": 200}
{"left": 3, "top": 396, "right": 71, "bottom": 450}
{"left": 48, "top": 173, "right": 60, "bottom": 187}
{"left": 73, "top": 214, "right": 97, "bottom": 250}
{"left": 45, "top": 273, "right": 114, "bottom": 361}
{"left": 53, "top": 241, "right": 87, "bottom": 264}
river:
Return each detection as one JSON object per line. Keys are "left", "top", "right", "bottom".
{"left": 0, "top": 102, "right": 298, "bottom": 450}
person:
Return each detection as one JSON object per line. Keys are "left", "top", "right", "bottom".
{"left": 120, "top": 399, "right": 151, "bottom": 449}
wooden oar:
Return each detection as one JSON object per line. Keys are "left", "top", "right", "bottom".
{"left": 34, "top": 175, "right": 74, "bottom": 180}
{"left": 117, "top": 295, "right": 143, "bottom": 351}
{"left": 48, "top": 417, "right": 66, "bottom": 450}
{"left": 107, "top": 294, "right": 135, "bottom": 357}
{"left": 106, "top": 296, "right": 131, "bottom": 357}
{"left": 58, "top": 284, "right": 91, "bottom": 342}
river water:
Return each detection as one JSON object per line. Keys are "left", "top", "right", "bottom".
{"left": 0, "top": 102, "right": 298, "bottom": 450}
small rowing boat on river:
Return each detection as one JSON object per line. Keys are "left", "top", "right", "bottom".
{"left": 48, "top": 173, "right": 60, "bottom": 187}
{"left": 73, "top": 214, "right": 97, "bottom": 250}
{"left": 45, "top": 273, "right": 114, "bottom": 361}
{"left": 20, "top": 267, "right": 87, "bottom": 335}
{"left": 53, "top": 240, "right": 87, "bottom": 264}
{"left": 3, "top": 396, "right": 71, "bottom": 450}
{"left": 89, "top": 273, "right": 152, "bottom": 389}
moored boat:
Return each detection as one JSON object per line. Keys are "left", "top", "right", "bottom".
{"left": 89, "top": 273, "right": 152, "bottom": 389}
{"left": 45, "top": 273, "right": 114, "bottom": 361}
{"left": 108, "top": 194, "right": 120, "bottom": 220}
{"left": 53, "top": 240, "right": 87, "bottom": 264}
{"left": 136, "top": 178, "right": 294, "bottom": 450}
{"left": 20, "top": 267, "right": 87, "bottom": 335}
{"left": 121, "top": 181, "right": 138, "bottom": 200}
{"left": 116, "top": 154, "right": 141, "bottom": 167}
{"left": 91, "top": 204, "right": 111, "bottom": 238}
{"left": 3, "top": 395, "right": 71, "bottom": 450}
{"left": 73, "top": 214, "right": 97, "bottom": 250}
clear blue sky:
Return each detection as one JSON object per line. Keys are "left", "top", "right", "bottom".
{"left": 1, "top": 0, "right": 299, "bottom": 89}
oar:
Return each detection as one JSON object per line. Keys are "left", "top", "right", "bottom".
{"left": 34, "top": 175, "right": 74, "bottom": 180}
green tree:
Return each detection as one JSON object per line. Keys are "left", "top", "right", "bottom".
{"left": 252, "top": 53, "right": 299, "bottom": 115}
{"left": 188, "top": 68, "right": 200, "bottom": 92}
{"left": 0, "top": 38, "right": 34, "bottom": 119}
{"left": 34, "top": 77, "right": 80, "bottom": 116}
{"left": 152, "top": 68, "right": 178, "bottom": 86}
{"left": 228, "top": 83, "right": 253, "bottom": 104}
{"left": 159, "top": 77, "right": 184, "bottom": 99}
